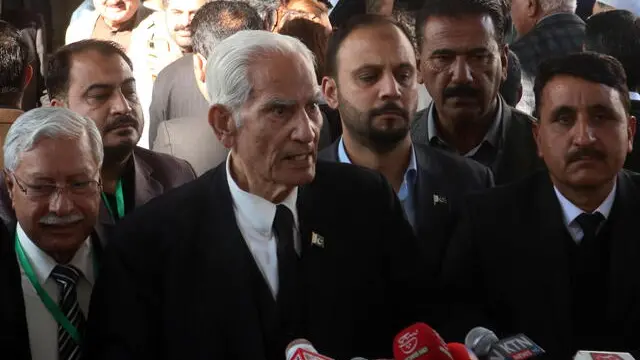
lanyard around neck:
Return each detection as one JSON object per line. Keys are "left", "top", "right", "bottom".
{"left": 101, "top": 178, "right": 125, "bottom": 219}
{"left": 15, "top": 233, "right": 83, "bottom": 344}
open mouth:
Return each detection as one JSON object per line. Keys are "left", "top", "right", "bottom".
{"left": 285, "top": 153, "right": 312, "bottom": 162}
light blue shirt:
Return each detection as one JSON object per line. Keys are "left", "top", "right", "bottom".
{"left": 338, "top": 137, "right": 418, "bottom": 228}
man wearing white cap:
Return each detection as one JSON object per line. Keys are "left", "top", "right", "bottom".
{"left": 593, "top": 0, "right": 640, "bottom": 16}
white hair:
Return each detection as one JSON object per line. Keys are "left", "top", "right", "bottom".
{"left": 205, "top": 30, "right": 316, "bottom": 125}
{"left": 4, "top": 107, "right": 104, "bottom": 171}
{"left": 540, "top": 0, "right": 577, "bottom": 13}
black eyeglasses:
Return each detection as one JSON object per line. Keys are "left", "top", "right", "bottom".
{"left": 10, "top": 171, "right": 102, "bottom": 200}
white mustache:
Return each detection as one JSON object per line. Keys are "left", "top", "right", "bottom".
{"left": 39, "top": 213, "right": 84, "bottom": 225}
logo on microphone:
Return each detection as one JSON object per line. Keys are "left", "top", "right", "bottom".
{"left": 397, "top": 330, "right": 420, "bottom": 355}
{"left": 590, "top": 354, "right": 625, "bottom": 360}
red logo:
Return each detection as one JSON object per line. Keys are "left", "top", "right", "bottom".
{"left": 590, "top": 354, "right": 624, "bottom": 360}
{"left": 397, "top": 330, "right": 419, "bottom": 355}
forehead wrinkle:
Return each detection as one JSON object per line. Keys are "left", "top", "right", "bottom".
{"left": 339, "top": 26, "right": 416, "bottom": 73}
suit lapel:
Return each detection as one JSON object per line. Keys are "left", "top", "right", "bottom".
{"left": 132, "top": 149, "right": 164, "bottom": 207}
{"left": 197, "top": 166, "right": 279, "bottom": 357}
{"left": 411, "top": 105, "right": 431, "bottom": 147}
{"left": 529, "top": 173, "right": 574, "bottom": 337}
{"left": 413, "top": 146, "right": 451, "bottom": 243}
{"left": 606, "top": 171, "right": 640, "bottom": 322}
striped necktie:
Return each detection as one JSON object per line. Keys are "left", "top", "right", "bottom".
{"left": 51, "top": 265, "right": 86, "bottom": 360}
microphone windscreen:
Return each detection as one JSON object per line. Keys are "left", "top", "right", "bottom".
{"left": 393, "top": 323, "right": 453, "bottom": 360}
{"left": 464, "top": 327, "right": 499, "bottom": 357}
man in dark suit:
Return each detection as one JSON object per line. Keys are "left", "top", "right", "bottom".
{"left": 1, "top": 107, "right": 106, "bottom": 360}
{"left": 585, "top": 9, "right": 640, "bottom": 172}
{"left": 43, "top": 39, "right": 195, "bottom": 243}
{"left": 510, "top": 0, "right": 585, "bottom": 115}
{"left": 442, "top": 53, "right": 640, "bottom": 359}
{"left": 411, "top": 0, "right": 541, "bottom": 185}
{"left": 319, "top": 14, "right": 493, "bottom": 277}
{"left": 84, "top": 30, "right": 437, "bottom": 360}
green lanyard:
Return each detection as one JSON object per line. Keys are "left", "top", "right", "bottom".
{"left": 15, "top": 233, "right": 85, "bottom": 344}
{"left": 101, "top": 178, "right": 125, "bottom": 220}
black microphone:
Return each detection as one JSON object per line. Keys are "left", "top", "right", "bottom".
{"left": 465, "top": 327, "right": 545, "bottom": 360}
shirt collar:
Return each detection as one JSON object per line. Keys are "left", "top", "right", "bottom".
{"left": 337, "top": 137, "right": 417, "bottom": 200}
{"left": 427, "top": 98, "right": 503, "bottom": 154}
{"left": 630, "top": 91, "right": 640, "bottom": 101}
{"left": 16, "top": 223, "right": 94, "bottom": 285}
{"left": 553, "top": 182, "right": 617, "bottom": 228}
{"left": 226, "top": 153, "right": 299, "bottom": 237}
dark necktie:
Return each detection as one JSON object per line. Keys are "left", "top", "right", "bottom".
{"left": 273, "top": 205, "right": 299, "bottom": 301}
{"left": 575, "top": 212, "right": 605, "bottom": 244}
{"left": 51, "top": 265, "right": 86, "bottom": 360}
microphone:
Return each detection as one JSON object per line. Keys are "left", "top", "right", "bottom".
{"left": 392, "top": 323, "right": 453, "bottom": 360}
{"left": 447, "top": 343, "right": 479, "bottom": 360}
{"left": 465, "top": 327, "right": 545, "bottom": 360}
{"left": 285, "top": 339, "right": 334, "bottom": 360}
{"left": 574, "top": 351, "right": 636, "bottom": 360}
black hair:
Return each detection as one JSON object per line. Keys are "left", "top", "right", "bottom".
{"left": 585, "top": 10, "right": 640, "bottom": 91}
{"left": 191, "top": 1, "right": 264, "bottom": 59}
{"left": 500, "top": 50, "right": 522, "bottom": 107}
{"left": 534, "top": 52, "right": 630, "bottom": 118}
{"left": 46, "top": 39, "right": 133, "bottom": 100}
{"left": 415, "top": 0, "right": 506, "bottom": 51}
{"left": 0, "top": 20, "right": 29, "bottom": 105}
{"left": 325, "top": 13, "right": 413, "bottom": 77}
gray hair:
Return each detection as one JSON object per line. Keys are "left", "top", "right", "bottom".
{"left": 4, "top": 107, "right": 104, "bottom": 171}
{"left": 540, "top": 0, "right": 577, "bottom": 13}
{"left": 205, "top": 30, "right": 317, "bottom": 125}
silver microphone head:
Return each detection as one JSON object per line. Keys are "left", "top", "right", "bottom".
{"left": 465, "top": 326, "right": 499, "bottom": 357}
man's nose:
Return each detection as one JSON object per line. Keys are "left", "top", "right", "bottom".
{"left": 450, "top": 57, "right": 473, "bottom": 84}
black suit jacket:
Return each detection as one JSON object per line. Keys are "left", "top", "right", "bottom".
{"left": 411, "top": 98, "right": 542, "bottom": 185}
{"left": 0, "top": 146, "right": 196, "bottom": 247}
{"left": 0, "top": 221, "right": 30, "bottom": 360}
{"left": 442, "top": 170, "right": 640, "bottom": 359}
{"left": 319, "top": 141, "right": 494, "bottom": 277}
{"left": 84, "top": 160, "right": 438, "bottom": 359}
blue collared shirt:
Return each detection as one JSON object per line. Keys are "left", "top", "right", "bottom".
{"left": 338, "top": 137, "right": 418, "bottom": 228}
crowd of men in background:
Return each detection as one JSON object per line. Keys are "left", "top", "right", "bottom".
{"left": 0, "top": 0, "right": 640, "bottom": 359}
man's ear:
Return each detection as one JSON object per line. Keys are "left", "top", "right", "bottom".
{"left": 50, "top": 97, "right": 66, "bottom": 108}
{"left": 628, "top": 115, "right": 637, "bottom": 153}
{"left": 528, "top": 0, "right": 540, "bottom": 17}
{"left": 416, "top": 57, "right": 424, "bottom": 84}
{"left": 321, "top": 76, "right": 339, "bottom": 110}
{"left": 4, "top": 169, "right": 15, "bottom": 207}
{"left": 501, "top": 44, "right": 509, "bottom": 83}
{"left": 22, "top": 65, "right": 33, "bottom": 90}
{"left": 208, "top": 104, "right": 238, "bottom": 149}
{"left": 532, "top": 120, "right": 543, "bottom": 158}
{"left": 193, "top": 53, "right": 207, "bottom": 83}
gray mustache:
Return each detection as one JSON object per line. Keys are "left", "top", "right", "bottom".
{"left": 39, "top": 213, "right": 84, "bottom": 225}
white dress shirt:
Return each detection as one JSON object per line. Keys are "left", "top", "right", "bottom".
{"left": 553, "top": 184, "right": 616, "bottom": 243}
{"left": 17, "top": 224, "right": 95, "bottom": 360}
{"left": 226, "top": 154, "right": 301, "bottom": 298}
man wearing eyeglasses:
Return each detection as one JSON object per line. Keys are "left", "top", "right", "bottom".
{"left": 410, "top": 0, "right": 542, "bottom": 185}
{"left": 2, "top": 107, "right": 103, "bottom": 360}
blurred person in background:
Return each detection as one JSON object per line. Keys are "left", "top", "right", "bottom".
{"left": 585, "top": 9, "right": 640, "bottom": 171}
{"left": 65, "top": 0, "right": 153, "bottom": 51}
{"left": 510, "top": 0, "right": 584, "bottom": 115}
{"left": 129, "top": 0, "right": 208, "bottom": 148}
{"left": 592, "top": 0, "right": 640, "bottom": 16}
{"left": 0, "top": 20, "right": 33, "bottom": 161}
